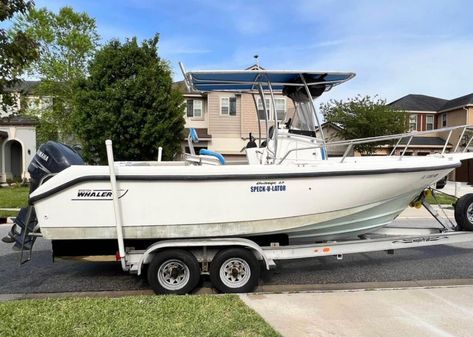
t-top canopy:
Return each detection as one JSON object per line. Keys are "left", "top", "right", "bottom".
{"left": 183, "top": 69, "right": 355, "bottom": 95}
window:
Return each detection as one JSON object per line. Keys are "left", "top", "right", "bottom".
{"left": 409, "top": 114, "right": 417, "bottom": 131}
{"left": 257, "top": 98, "right": 270, "bottom": 120}
{"left": 426, "top": 115, "right": 434, "bottom": 131}
{"left": 220, "top": 97, "right": 236, "bottom": 116}
{"left": 186, "top": 99, "right": 203, "bottom": 118}
{"left": 441, "top": 114, "right": 447, "bottom": 127}
{"left": 274, "top": 98, "right": 286, "bottom": 120}
{"left": 257, "top": 97, "right": 286, "bottom": 121}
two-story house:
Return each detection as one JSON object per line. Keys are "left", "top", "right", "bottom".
{"left": 389, "top": 93, "right": 473, "bottom": 182}
{"left": 178, "top": 65, "right": 295, "bottom": 160}
{"left": 0, "top": 81, "right": 40, "bottom": 182}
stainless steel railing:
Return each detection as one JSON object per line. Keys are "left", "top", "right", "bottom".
{"left": 324, "top": 124, "right": 473, "bottom": 163}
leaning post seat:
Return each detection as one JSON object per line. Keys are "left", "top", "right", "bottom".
{"left": 199, "top": 149, "right": 225, "bottom": 165}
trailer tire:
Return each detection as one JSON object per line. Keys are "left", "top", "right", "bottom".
{"left": 454, "top": 193, "right": 473, "bottom": 231}
{"left": 147, "top": 249, "right": 200, "bottom": 295}
{"left": 209, "top": 248, "right": 259, "bottom": 293}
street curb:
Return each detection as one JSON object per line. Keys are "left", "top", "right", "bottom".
{"left": 2, "top": 279, "right": 473, "bottom": 301}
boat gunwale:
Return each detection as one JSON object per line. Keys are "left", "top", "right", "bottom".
{"left": 29, "top": 162, "right": 460, "bottom": 204}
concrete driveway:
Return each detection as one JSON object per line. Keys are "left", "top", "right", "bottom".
{"left": 241, "top": 286, "right": 473, "bottom": 337}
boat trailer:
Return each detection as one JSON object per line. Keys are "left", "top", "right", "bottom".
{"left": 7, "top": 140, "right": 473, "bottom": 294}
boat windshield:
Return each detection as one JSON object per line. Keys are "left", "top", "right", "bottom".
{"left": 290, "top": 101, "right": 317, "bottom": 136}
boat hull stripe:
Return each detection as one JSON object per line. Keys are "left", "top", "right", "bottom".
{"left": 29, "top": 163, "right": 459, "bottom": 204}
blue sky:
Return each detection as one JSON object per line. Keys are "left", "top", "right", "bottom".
{"left": 36, "top": 0, "right": 473, "bottom": 104}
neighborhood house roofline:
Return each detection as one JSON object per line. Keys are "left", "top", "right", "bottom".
{"left": 438, "top": 104, "right": 473, "bottom": 113}
{"left": 402, "top": 110, "right": 438, "bottom": 114}
{"left": 388, "top": 94, "right": 448, "bottom": 112}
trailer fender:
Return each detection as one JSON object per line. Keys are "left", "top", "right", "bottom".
{"left": 136, "top": 238, "right": 275, "bottom": 275}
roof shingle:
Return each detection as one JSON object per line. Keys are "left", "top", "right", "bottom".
{"left": 439, "top": 93, "right": 473, "bottom": 112}
{"left": 389, "top": 94, "right": 447, "bottom": 111}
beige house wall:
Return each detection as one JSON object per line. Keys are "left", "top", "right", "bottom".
{"left": 207, "top": 92, "right": 241, "bottom": 137}
{"left": 439, "top": 108, "right": 467, "bottom": 148}
{"left": 467, "top": 106, "right": 473, "bottom": 125}
{"left": 184, "top": 92, "right": 296, "bottom": 155}
{"left": 183, "top": 96, "right": 208, "bottom": 129}
{"left": 317, "top": 125, "right": 348, "bottom": 156}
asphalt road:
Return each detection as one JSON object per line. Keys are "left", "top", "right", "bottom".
{"left": 1, "top": 218, "right": 473, "bottom": 295}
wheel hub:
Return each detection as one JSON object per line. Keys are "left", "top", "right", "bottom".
{"left": 467, "top": 203, "right": 473, "bottom": 223}
{"left": 158, "top": 259, "right": 190, "bottom": 291}
{"left": 219, "top": 258, "right": 251, "bottom": 288}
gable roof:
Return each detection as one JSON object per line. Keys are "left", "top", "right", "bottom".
{"left": 0, "top": 114, "right": 38, "bottom": 126}
{"left": 316, "top": 121, "right": 344, "bottom": 131}
{"left": 3, "top": 80, "right": 39, "bottom": 94}
{"left": 389, "top": 94, "right": 447, "bottom": 112}
{"left": 245, "top": 64, "right": 265, "bottom": 71}
{"left": 439, "top": 93, "right": 473, "bottom": 112}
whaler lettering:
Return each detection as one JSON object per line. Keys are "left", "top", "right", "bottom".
{"left": 77, "top": 190, "right": 112, "bottom": 198}
{"left": 72, "top": 189, "right": 128, "bottom": 200}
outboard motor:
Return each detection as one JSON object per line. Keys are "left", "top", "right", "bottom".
{"left": 28, "top": 141, "right": 85, "bottom": 192}
{"left": 2, "top": 141, "right": 85, "bottom": 252}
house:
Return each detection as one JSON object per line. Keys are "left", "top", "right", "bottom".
{"left": 0, "top": 81, "right": 41, "bottom": 182}
{"left": 315, "top": 122, "right": 352, "bottom": 157}
{"left": 389, "top": 93, "right": 473, "bottom": 182}
{"left": 177, "top": 65, "right": 295, "bottom": 160}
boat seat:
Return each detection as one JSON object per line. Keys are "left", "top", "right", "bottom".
{"left": 186, "top": 128, "right": 225, "bottom": 165}
{"left": 199, "top": 149, "right": 225, "bottom": 165}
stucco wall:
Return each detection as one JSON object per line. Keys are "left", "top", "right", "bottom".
{"left": 0, "top": 125, "right": 36, "bottom": 182}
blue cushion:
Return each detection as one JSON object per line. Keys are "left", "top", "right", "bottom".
{"left": 199, "top": 149, "right": 225, "bottom": 165}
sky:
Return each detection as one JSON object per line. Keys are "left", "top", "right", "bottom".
{"left": 34, "top": 0, "right": 473, "bottom": 104}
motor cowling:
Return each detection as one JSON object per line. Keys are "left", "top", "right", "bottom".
{"left": 28, "top": 141, "right": 85, "bottom": 192}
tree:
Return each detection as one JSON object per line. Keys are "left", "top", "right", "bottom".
{"left": 0, "top": 0, "right": 38, "bottom": 109}
{"left": 12, "top": 6, "right": 99, "bottom": 143}
{"left": 321, "top": 95, "right": 408, "bottom": 154}
{"left": 73, "top": 35, "right": 185, "bottom": 163}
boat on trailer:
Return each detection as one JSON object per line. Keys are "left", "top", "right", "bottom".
{"left": 5, "top": 65, "right": 473, "bottom": 294}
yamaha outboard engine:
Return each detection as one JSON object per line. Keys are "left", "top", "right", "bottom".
{"left": 2, "top": 141, "right": 85, "bottom": 253}
{"left": 28, "top": 141, "right": 85, "bottom": 192}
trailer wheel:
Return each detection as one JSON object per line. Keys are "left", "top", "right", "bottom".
{"left": 147, "top": 249, "right": 200, "bottom": 295}
{"left": 454, "top": 193, "right": 473, "bottom": 231}
{"left": 209, "top": 248, "right": 259, "bottom": 293}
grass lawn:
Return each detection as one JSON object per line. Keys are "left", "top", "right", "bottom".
{"left": 0, "top": 295, "right": 279, "bottom": 337}
{"left": 0, "top": 186, "right": 29, "bottom": 217}
{"left": 425, "top": 193, "right": 457, "bottom": 206}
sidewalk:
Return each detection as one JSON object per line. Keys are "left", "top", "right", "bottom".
{"left": 241, "top": 285, "right": 473, "bottom": 337}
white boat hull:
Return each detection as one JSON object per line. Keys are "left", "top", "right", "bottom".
{"left": 30, "top": 156, "right": 458, "bottom": 243}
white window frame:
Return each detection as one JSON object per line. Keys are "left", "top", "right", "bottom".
{"left": 441, "top": 113, "right": 447, "bottom": 127}
{"left": 220, "top": 97, "right": 230, "bottom": 115}
{"left": 426, "top": 115, "right": 434, "bottom": 131}
{"left": 409, "top": 114, "right": 417, "bottom": 131}
{"left": 186, "top": 99, "right": 203, "bottom": 118}
{"left": 192, "top": 100, "right": 202, "bottom": 118}
{"left": 257, "top": 97, "right": 286, "bottom": 121}
{"left": 220, "top": 97, "right": 237, "bottom": 116}
{"left": 274, "top": 98, "right": 286, "bottom": 121}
